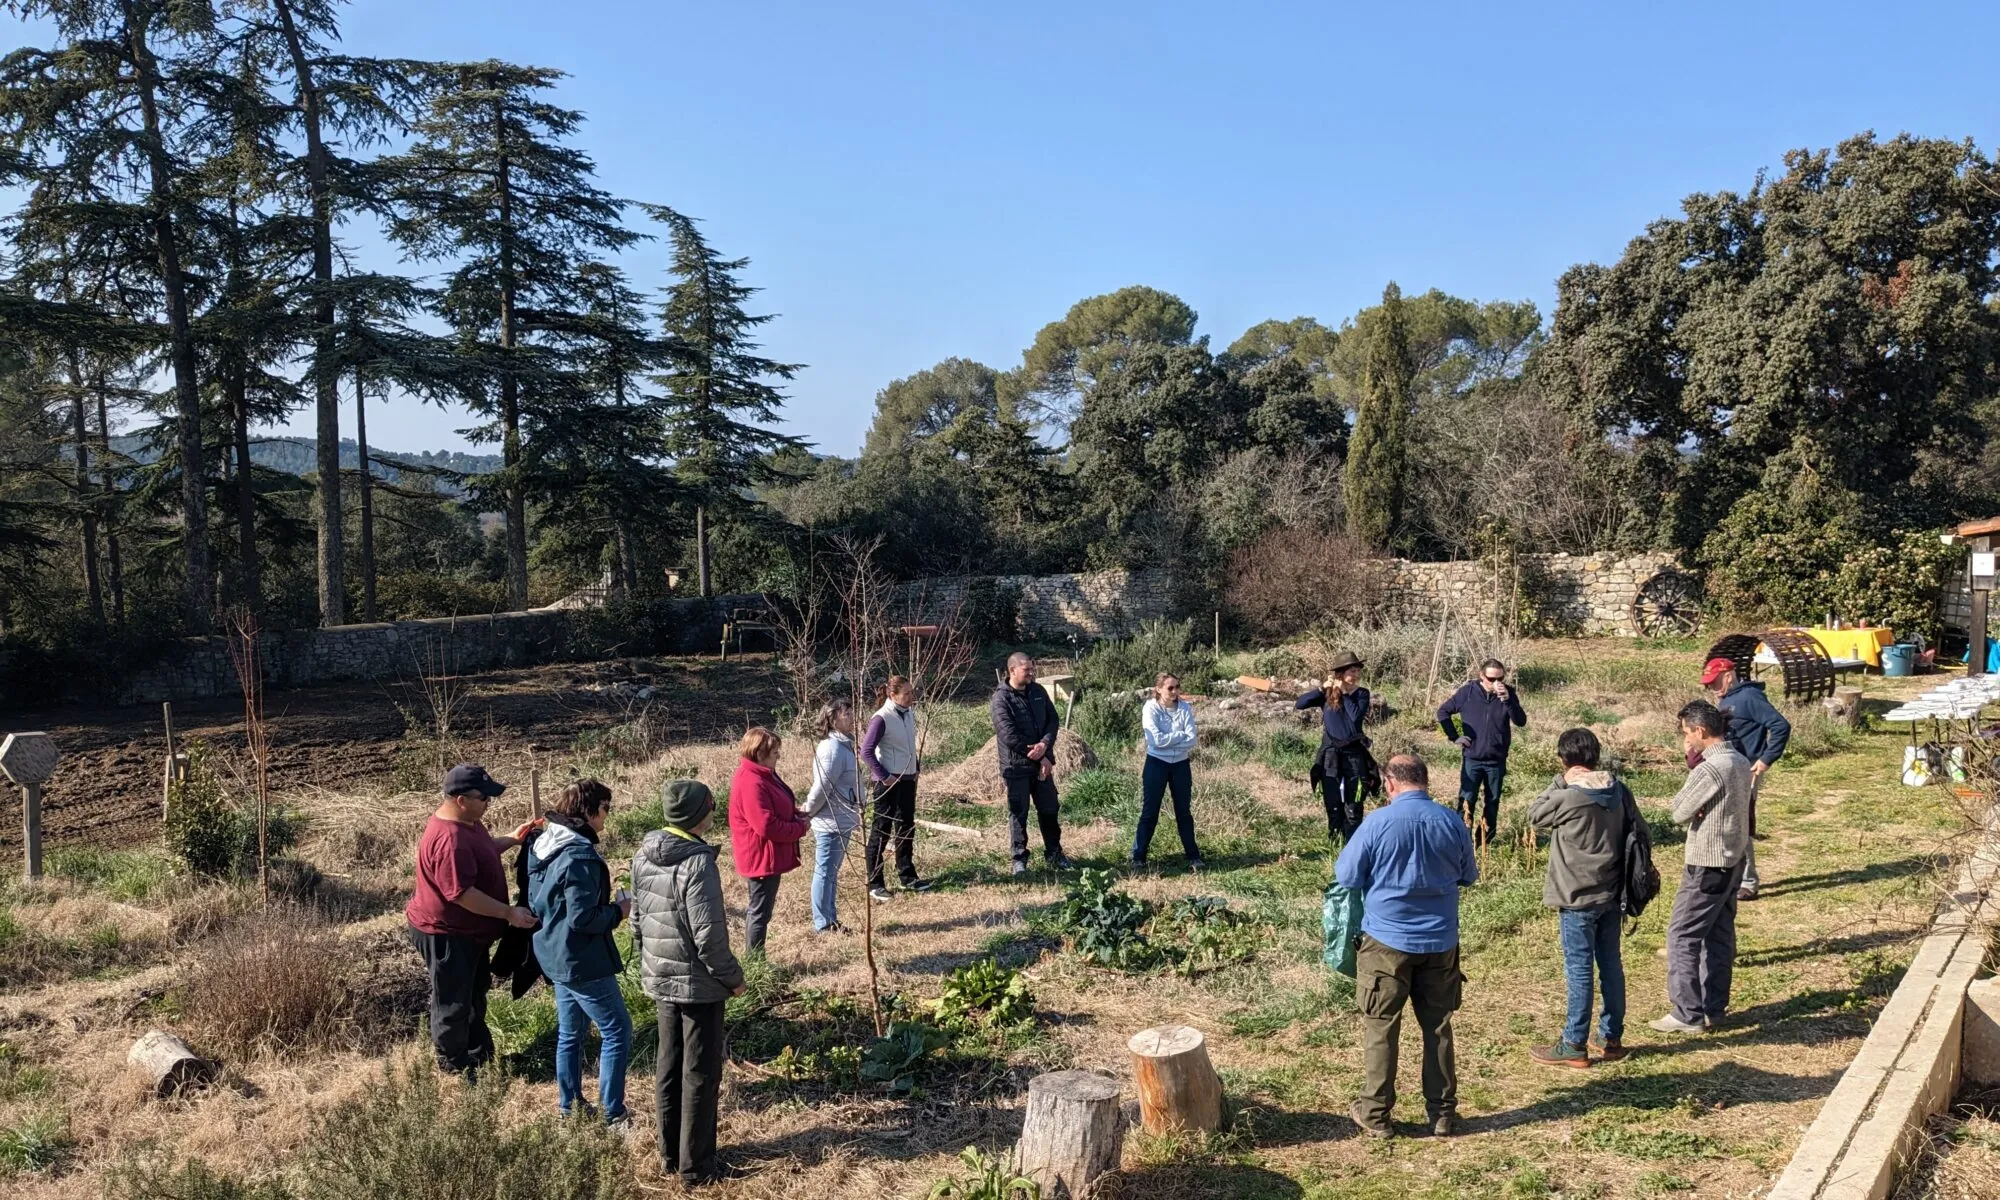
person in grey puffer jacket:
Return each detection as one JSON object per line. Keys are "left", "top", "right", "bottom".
{"left": 631, "top": 779, "right": 744, "bottom": 1186}
{"left": 1527, "top": 729, "right": 1638, "bottom": 1069}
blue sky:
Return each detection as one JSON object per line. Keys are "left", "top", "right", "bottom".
{"left": 11, "top": 1, "right": 2000, "bottom": 456}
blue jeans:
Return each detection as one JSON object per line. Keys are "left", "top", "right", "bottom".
{"left": 1458, "top": 760, "right": 1506, "bottom": 845}
{"left": 1134, "top": 757, "right": 1199, "bottom": 863}
{"left": 812, "top": 830, "right": 849, "bottom": 931}
{"left": 1559, "top": 905, "right": 1625, "bottom": 1049}
{"left": 554, "top": 974, "right": 632, "bottom": 1119}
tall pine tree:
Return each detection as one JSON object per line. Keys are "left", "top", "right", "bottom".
{"left": 1344, "top": 282, "right": 1413, "bottom": 551}
{"left": 647, "top": 206, "right": 802, "bottom": 596}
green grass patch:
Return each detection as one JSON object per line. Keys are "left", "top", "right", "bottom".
{"left": 1061, "top": 767, "right": 1141, "bottom": 824}
{"left": 0, "top": 1110, "right": 72, "bottom": 1177}
{"left": 44, "top": 846, "right": 176, "bottom": 902}
{"left": 1259, "top": 727, "right": 1317, "bottom": 777}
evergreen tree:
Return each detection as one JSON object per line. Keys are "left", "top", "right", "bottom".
{"left": 1344, "top": 282, "right": 1413, "bottom": 550}
{"left": 381, "top": 61, "right": 638, "bottom": 610}
{"left": 647, "top": 206, "right": 803, "bottom": 596}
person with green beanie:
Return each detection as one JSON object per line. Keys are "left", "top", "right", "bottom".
{"left": 632, "top": 778, "right": 745, "bottom": 1185}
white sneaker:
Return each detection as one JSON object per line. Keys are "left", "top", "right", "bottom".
{"left": 1648, "top": 1014, "right": 1707, "bottom": 1034}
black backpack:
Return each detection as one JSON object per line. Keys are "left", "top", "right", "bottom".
{"left": 1619, "top": 783, "right": 1660, "bottom": 920}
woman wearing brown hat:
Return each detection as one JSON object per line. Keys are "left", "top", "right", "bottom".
{"left": 1295, "top": 651, "right": 1378, "bottom": 841}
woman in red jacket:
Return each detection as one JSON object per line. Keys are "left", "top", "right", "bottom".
{"left": 728, "top": 726, "right": 808, "bottom": 953}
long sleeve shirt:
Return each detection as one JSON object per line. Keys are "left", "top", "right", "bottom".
{"left": 805, "top": 733, "right": 862, "bottom": 835}
{"left": 1670, "top": 741, "right": 1752, "bottom": 868}
{"left": 1295, "top": 685, "right": 1371, "bottom": 751}
{"left": 1141, "top": 698, "right": 1198, "bottom": 764}
{"left": 1334, "top": 789, "right": 1479, "bottom": 954}
{"left": 1436, "top": 681, "right": 1528, "bottom": 763}
{"left": 1717, "top": 681, "right": 1792, "bottom": 767}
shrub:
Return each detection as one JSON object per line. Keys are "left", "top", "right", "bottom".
{"left": 178, "top": 908, "right": 356, "bottom": 1056}
{"left": 1073, "top": 619, "right": 1217, "bottom": 692}
{"left": 105, "top": 1153, "right": 293, "bottom": 1200}
{"left": 1072, "top": 693, "right": 1141, "bottom": 757}
{"left": 165, "top": 742, "right": 240, "bottom": 878}
{"left": 299, "top": 1060, "right": 632, "bottom": 1200}
{"left": 1831, "top": 530, "right": 1963, "bottom": 644}
{"left": 1223, "top": 526, "right": 1385, "bottom": 641}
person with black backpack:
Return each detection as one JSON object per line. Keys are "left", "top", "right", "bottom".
{"left": 1526, "top": 728, "right": 1652, "bottom": 1068}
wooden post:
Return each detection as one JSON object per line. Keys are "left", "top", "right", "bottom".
{"left": 1128, "top": 1025, "right": 1225, "bottom": 1134}
{"left": 1971, "top": 533, "right": 1993, "bottom": 676}
{"left": 1015, "top": 1070, "right": 1125, "bottom": 1199}
{"left": 127, "top": 1030, "right": 218, "bottom": 1097}
{"left": 1, "top": 733, "right": 59, "bottom": 881}
{"left": 1213, "top": 611, "right": 1220, "bottom": 657}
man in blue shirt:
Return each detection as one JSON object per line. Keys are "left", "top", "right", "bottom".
{"left": 1335, "top": 752, "right": 1479, "bottom": 1138}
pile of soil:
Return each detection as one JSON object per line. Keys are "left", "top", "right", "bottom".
{"left": 933, "top": 728, "right": 1099, "bottom": 803}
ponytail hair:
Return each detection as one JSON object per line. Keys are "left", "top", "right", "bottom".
{"left": 880, "top": 674, "right": 912, "bottom": 705}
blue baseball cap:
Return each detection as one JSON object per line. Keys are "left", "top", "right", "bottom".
{"left": 442, "top": 763, "right": 506, "bottom": 798}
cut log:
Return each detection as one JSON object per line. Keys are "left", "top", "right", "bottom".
{"left": 128, "top": 1029, "right": 217, "bottom": 1098}
{"left": 1128, "top": 1025, "right": 1225, "bottom": 1134}
{"left": 1236, "top": 675, "right": 1274, "bottom": 693}
{"left": 1014, "top": 1069, "right": 1125, "bottom": 1199}
{"left": 1826, "top": 686, "right": 1864, "bottom": 729}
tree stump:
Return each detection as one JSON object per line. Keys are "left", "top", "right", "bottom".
{"left": 1826, "top": 686, "right": 1864, "bottom": 729}
{"left": 128, "top": 1030, "right": 217, "bottom": 1098}
{"left": 1014, "top": 1070, "right": 1125, "bottom": 1199}
{"left": 1128, "top": 1025, "right": 1225, "bottom": 1134}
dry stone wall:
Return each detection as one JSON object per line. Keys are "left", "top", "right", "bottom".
{"left": 1378, "top": 552, "right": 1679, "bottom": 636}
{"left": 891, "top": 568, "right": 1178, "bottom": 642}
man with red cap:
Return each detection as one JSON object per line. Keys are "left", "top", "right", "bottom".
{"left": 1699, "top": 657, "right": 1791, "bottom": 901}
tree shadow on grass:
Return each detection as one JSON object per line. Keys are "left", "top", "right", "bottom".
{"left": 1465, "top": 1060, "right": 1843, "bottom": 1135}
{"left": 1736, "top": 923, "right": 1927, "bottom": 968}
{"left": 1754, "top": 855, "right": 1935, "bottom": 899}
{"left": 1113, "top": 1163, "right": 1305, "bottom": 1199}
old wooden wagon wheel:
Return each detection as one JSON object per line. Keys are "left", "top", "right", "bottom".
{"left": 1632, "top": 570, "right": 1703, "bottom": 637}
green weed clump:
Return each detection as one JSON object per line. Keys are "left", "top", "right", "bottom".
{"left": 1073, "top": 692, "right": 1141, "bottom": 755}
{"left": 932, "top": 958, "right": 1036, "bottom": 1033}
{"left": 927, "top": 1146, "right": 1041, "bottom": 1199}
{"left": 44, "top": 846, "right": 176, "bottom": 902}
{"left": 1059, "top": 767, "right": 1139, "bottom": 823}
{"left": 0, "top": 1110, "right": 70, "bottom": 1177}
{"left": 1051, "top": 869, "right": 1266, "bottom": 975}
{"left": 1074, "top": 619, "right": 1219, "bottom": 692}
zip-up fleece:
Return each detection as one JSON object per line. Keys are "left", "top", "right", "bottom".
{"left": 1527, "top": 770, "right": 1630, "bottom": 910}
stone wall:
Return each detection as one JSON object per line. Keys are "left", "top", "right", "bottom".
{"left": 891, "top": 568, "right": 1179, "bottom": 642}
{"left": 108, "top": 594, "right": 762, "bottom": 706}
{"left": 1376, "top": 551, "right": 1680, "bottom": 636}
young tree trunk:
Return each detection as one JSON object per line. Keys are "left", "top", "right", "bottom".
{"left": 124, "top": 0, "right": 211, "bottom": 629}
{"left": 615, "top": 521, "right": 637, "bottom": 593}
{"left": 355, "top": 373, "right": 377, "bottom": 622}
{"left": 64, "top": 352, "right": 104, "bottom": 627}
{"left": 272, "top": 0, "right": 345, "bottom": 628}
{"left": 94, "top": 374, "right": 124, "bottom": 627}
{"left": 1014, "top": 1070, "right": 1126, "bottom": 1199}
{"left": 231, "top": 361, "right": 259, "bottom": 609}
{"left": 493, "top": 94, "right": 530, "bottom": 612}
{"left": 1128, "top": 1025, "right": 1225, "bottom": 1134}
{"left": 696, "top": 505, "right": 711, "bottom": 597}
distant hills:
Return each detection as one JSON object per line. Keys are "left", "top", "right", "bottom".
{"left": 109, "top": 435, "right": 503, "bottom": 492}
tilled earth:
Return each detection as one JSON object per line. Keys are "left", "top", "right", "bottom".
{"left": 0, "top": 656, "right": 787, "bottom": 851}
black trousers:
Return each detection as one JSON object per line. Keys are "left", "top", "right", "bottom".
{"left": 866, "top": 776, "right": 919, "bottom": 889}
{"left": 744, "top": 875, "right": 780, "bottom": 952}
{"left": 1003, "top": 771, "right": 1065, "bottom": 865}
{"left": 657, "top": 1000, "right": 727, "bottom": 1182}
{"left": 409, "top": 927, "right": 495, "bottom": 1075}
{"left": 1312, "top": 748, "right": 1375, "bottom": 842}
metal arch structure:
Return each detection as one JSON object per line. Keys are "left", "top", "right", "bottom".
{"left": 1704, "top": 630, "right": 1839, "bottom": 704}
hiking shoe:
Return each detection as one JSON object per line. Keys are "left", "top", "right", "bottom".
{"left": 1736, "top": 888, "right": 1758, "bottom": 902}
{"left": 1127, "top": 856, "right": 1147, "bottom": 870}
{"left": 1590, "top": 1038, "right": 1629, "bottom": 1062}
{"left": 1529, "top": 1042, "right": 1591, "bottom": 1070}
{"left": 1187, "top": 858, "right": 1207, "bottom": 873}
{"left": 904, "top": 878, "right": 936, "bottom": 892}
{"left": 1011, "top": 861, "right": 1029, "bottom": 876}
{"left": 1052, "top": 856, "right": 1076, "bottom": 870}
{"left": 1350, "top": 1101, "right": 1395, "bottom": 1139}
{"left": 1648, "top": 1013, "right": 1707, "bottom": 1034}
{"left": 868, "top": 888, "right": 894, "bottom": 903}
{"left": 815, "top": 921, "right": 848, "bottom": 935}
{"left": 1431, "top": 1112, "right": 1459, "bottom": 1137}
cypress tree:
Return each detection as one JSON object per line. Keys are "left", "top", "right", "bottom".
{"left": 1344, "top": 282, "right": 1413, "bottom": 551}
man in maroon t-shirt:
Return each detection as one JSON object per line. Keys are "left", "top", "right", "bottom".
{"left": 407, "top": 763, "right": 540, "bottom": 1075}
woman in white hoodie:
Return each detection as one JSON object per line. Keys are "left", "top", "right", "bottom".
{"left": 804, "top": 700, "right": 863, "bottom": 933}
{"left": 1135, "top": 673, "right": 1204, "bottom": 871}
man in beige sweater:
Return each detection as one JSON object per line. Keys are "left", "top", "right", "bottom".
{"left": 1650, "top": 700, "right": 1753, "bottom": 1034}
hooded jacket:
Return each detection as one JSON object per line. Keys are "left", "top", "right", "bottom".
{"left": 525, "top": 819, "right": 625, "bottom": 986}
{"left": 1718, "top": 680, "right": 1792, "bottom": 768}
{"left": 1528, "top": 770, "right": 1631, "bottom": 910}
{"left": 631, "top": 829, "right": 745, "bottom": 1005}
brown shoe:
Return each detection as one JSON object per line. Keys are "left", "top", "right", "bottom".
{"left": 1737, "top": 888, "right": 1757, "bottom": 902}
{"left": 1529, "top": 1042, "right": 1591, "bottom": 1070}
{"left": 1590, "top": 1038, "right": 1629, "bottom": 1062}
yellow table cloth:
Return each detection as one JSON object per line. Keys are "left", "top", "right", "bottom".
{"left": 1802, "top": 627, "right": 1894, "bottom": 667}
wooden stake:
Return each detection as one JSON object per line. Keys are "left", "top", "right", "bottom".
{"left": 1424, "top": 605, "right": 1451, "bottom": 709}
{"left": 21, "top": 783, "right": 42, "bottom": 880}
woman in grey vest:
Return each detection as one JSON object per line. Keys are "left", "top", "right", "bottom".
{"left": 804, "top": 700, "right": 862, "bottom": 932}
{"left": 861, "top": 675, "right": 933, "bottom": 902}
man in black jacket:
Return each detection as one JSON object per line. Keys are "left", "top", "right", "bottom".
{"left": 1437, "top": 659, "right": 1529, "bottom": 846}
{"left": 1702, "top": 657, "right": 1791, "bottom": 901}
{"left": 991, "top": 652, "right": 1071, "bottom": 875}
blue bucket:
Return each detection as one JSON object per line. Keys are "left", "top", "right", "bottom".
{"left": 1882, "top": 643, "right": 1916, "bottom": 677}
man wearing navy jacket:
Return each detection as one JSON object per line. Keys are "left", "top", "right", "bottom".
{"left": 1701, "top": 657, "right": 1791, "bottom": 901}
{"left": 1437, "top": 659, "right": 1529, "bottom": 846}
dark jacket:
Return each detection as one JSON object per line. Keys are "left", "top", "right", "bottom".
{"left": 632, "top": 829, "right": 745, "bottom": 1005}
{"left": 991, "top": 681, "right": 1059, "bottom": 778}
{"left": 1718, "top": 680, "right": 1791, "bottom": 767}
{"left": 1527, "top": 770, "right": 1632, "bottom": 910}
{"left": 1437, "top": 681, "right": 1527, "bottom": 763}
{"left": 525, "top": 821, "right": 624, "bottom": 986}
{"left": 1296, "top": 685, "right": 1371, "bottom": 752}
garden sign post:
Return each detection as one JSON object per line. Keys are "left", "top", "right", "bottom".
{"left": 0, "top": 732, "right": 59, "bottom": 880}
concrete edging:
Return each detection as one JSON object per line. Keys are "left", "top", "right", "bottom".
{"left": 1768, "top": 811, "right": 2000, "bottom": 1200}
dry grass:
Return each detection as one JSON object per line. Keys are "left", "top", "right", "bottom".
{"left": 1897, "top": 1090, "right": 2000, "bottom": 1200}
{"left": 176, "top": 907, "right": 358, "bottom": 1059}
{"left": 1, "top": 640, "right": 1985, "bottom": 1200}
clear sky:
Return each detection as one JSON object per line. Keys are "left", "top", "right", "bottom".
{"left": 12, "top": 1, "right": 2000, "bottom": 456}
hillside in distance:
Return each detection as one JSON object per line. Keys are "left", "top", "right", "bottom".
{"left": 109, "top": 435, "right": 502, "bottom": 491}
